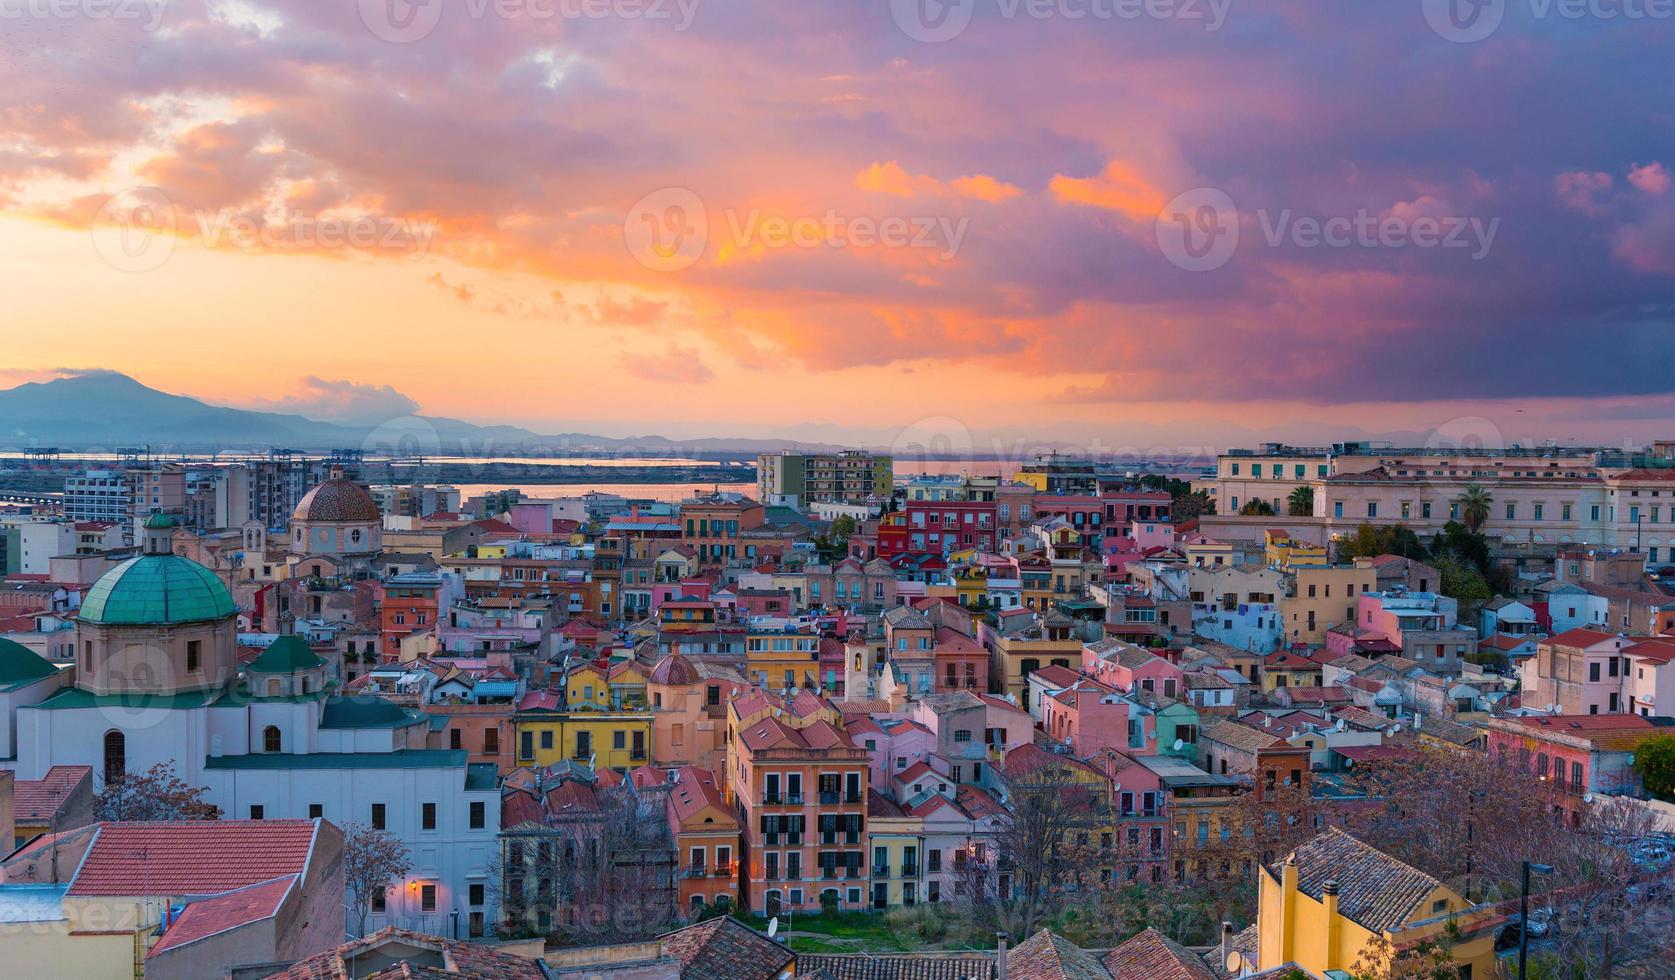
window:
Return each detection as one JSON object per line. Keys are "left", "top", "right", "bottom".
{"left": 103, "top": 730, "right": 125, "bottom": 784}
{"left": 1367, "top": 502, "right": 1378, "bottom": 518}
{"left": 422, "top": 802, "right": 437, "bottom": 830}
{"left": 420, "top": 884, "right": 437, "bottom": 912}
{"left": 186, "top": 640, "right": 201, "bottom": 672}
{"left": 470, "top": 801, "right": 486, "bottom": 829}
{"left": 540, "top": 730, "right": 554, "bottom": 750}
{"left": 484, "top": 728, "right": 499, "bottom": 754}
{"left": 953, "top": 729, "right": 973, "bottom": 743}
{"left": 371, "top": 889, "right": 386, "bottom": 913}
{"left": 469, "top": 883, "right": 485, "bottom": 907}
{"left": 309, "top": 803, "right": 324, "bottom": 819}
{"left": 250, "top": 804, "right": 264, "bottom": 820}
{"left": 371, "top": 803, "right": 387, "bottom": 830}
{"left": 263, "top": 725, "right": 282, "bottom": 753}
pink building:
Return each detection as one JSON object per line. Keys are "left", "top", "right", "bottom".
{"left": 1483, "top": 713, "right": 1664, "bottom": 825}
{"left": 1040, "top": 679, "right": 1134, "bottom": 756}
{"left": 1083, "top": 638, "right": 1186, "bottom": 699}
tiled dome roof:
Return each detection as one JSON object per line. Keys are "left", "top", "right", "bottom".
{"left": 79, "top": 555, "right": 237, "bottom": 626}
{"left": 292, "top": 478, "right": 381, "bottom": 523}
{"left": 649, "top": 653, "right": 698, "bottom": 686}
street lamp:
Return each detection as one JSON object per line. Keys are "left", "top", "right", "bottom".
{"left": 1519, "top": 860, "right": 1554, "bottom": 979}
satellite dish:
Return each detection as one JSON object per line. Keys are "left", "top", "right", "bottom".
{"left": 1172, "top": 739, "right": 1185, "bottom": 751}
{"left": 767, "top": 917, "right": 780, "bottom": 939}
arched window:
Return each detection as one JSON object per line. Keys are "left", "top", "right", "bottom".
{"left": 264, "top": 725, "right": 282, "bottom": 753}
{"left": 689, "top": 894, "right": 705, "bottom": 914}
{"left": 103, "top": 730, "right": 126, "bottom": 784}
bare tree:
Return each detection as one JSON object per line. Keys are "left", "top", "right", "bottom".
{"left": 1539, "top": 797, "right": 1675, "bottom": 978}
{"left": 95, "top": 762, "right": 221, "bottom": 821}
{"left": 957, "top": 756, "right": 1107, "bottom": 939}
{"left": 343, "top": 821, "right": 413, "bottom": 938}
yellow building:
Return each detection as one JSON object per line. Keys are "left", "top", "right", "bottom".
{"left": 1265, "top": 529, "right": 1327, "bottom": 568}
{"left": 1249, "top": 828, "right": 1496, "bottom": 977}
{"left": 1281, "top": 565, "right": 1378, "bottom": 646}
{"left": 745, "top": 625, "right": 820, "bottom": 692}
{"left": 514, "top": 704, "right": 653, "bottom": 773}
{"left": 563, "top": 663, "right": 612, "bottom": 709}
{"left": 988, "top": 611, "right": 1081, "bottom": 709}
{"left": 864, "top": 804, "right": 927, "bottom": 909}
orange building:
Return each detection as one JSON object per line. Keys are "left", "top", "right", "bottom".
{"left": 679, "top": 496, "right": 765, "bottom": 568}
{"left": 726, "top": 690, "right": 870, "bottom": 914}
{"left": 667, "top": 766, "right": 742, "bottom": 918}
{"left": 380, "top": 571, "right": 443, "bottom": 659}
{"left": 648, "top": 654, "right": 749, "bottom": 771}
{"left": 425, "top": 702, "right": 514, "bottom": 772}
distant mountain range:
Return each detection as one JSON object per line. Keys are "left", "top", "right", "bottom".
{"left": 0, "top": 373, "right": 852, "bottom": 455}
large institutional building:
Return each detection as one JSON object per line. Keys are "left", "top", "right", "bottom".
{"left": 1, "top": 486, "right": 500, "bottom": 938}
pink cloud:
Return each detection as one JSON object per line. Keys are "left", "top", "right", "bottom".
{"left": 1629, "top": 162, "right": 1671, "bottom": 196}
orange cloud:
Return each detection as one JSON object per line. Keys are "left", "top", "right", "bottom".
{"left": 856, "top": 162, "right": 1022, "bottom": 202}
{"left": 1049, "top": 161, "right": 1168, "bottom": 222}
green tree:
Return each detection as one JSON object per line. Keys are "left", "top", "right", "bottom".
{"left": 1430, "top": 521, "right": 1490, "bottom": 574}
{"left": 1432, "top": 552, "right": 1491, "bottom": 620}
{"left": 1636, "top": 734, "right": 1675, "bottom": 801}
{"left": 1338, "top": 523, "right": 1428, "bottom": 562}
{"left": 1173, "top": 490, "right": 1216, "bottom": 521}
{"left": 1453, "top": 484, "right": 1493, "bottom": 534}
{"left": 1238, "top": 499, "right": 1275, "bottom": 516}
{"left": 1286, "top": 485, "right": 1314, "bottom": 517}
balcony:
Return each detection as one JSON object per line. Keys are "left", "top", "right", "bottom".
{"left": 873, "top": 865, "right": 891, "bottom": 878}
{"left": 819, "top": 792, "right": 840, "bottom": 805}
{"left": 901, "top": 864, "right": 919, "bottom": 878}
{"left": 684, "top": 865, "right": 709, "bottom": 878}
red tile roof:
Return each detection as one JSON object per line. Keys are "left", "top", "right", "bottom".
{"left": 67, "top": 821, "right": 317, "bottom": 896}
{"left": 1544, "top": 627, "right": 1621, "bottom": 648}
{"left": 148, "top": 876, "right": 296, "bottom": 958}
{"left": 10, "top": 765, "right": 92, "bottom": 822}
{"left": 1102, "top": 926, "right": 1218, "bottom": 980}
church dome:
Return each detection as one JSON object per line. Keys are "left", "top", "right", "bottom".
{"left": 292, "top": 478, "right": 380, "bottom": 523}
{"left": 649, "top": 653, "right": 699, "bottom": 686}
{"left": 79, "top": 555, "right": 237, "bottom": 626}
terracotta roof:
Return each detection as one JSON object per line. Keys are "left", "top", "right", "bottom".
{"left": 1006, "top": 928, "right": 1110, "bottom": 980}
{"left": 1268, "top": 828, "right": 1440, "bottom": 934}
{"left": 658, "top": 917, "right": 795, "bottom": 980}
{"left": 1030, "top": 664, "right": 1084, "bottom": 689}
{"left": 1102, "top": 927, "right": 1218, "bottom": 980}
{"left": 803, "top": 953, "right": 997, "bottom": 979}
{"left": 666, "top": 766, "right": 733, "bottom": 827}
{"left": 270, "top": 927, "right": 546, "bottom": 979}
{"left": 292, "top": 478, "right": 380, "bottom": 523}
{"left": 1202, "top": 720, "right": 1286, "bottom": 754}
{"left": 1544, "top": 627, "right": 1621, "bottom": 648}
{"left": 148, "top": 876, "right": 296, "bottom": 958}
{"left": 9, "top": 765, "right": 92, "bottom": 821}
{"left": 67, "top": 821, "right": 317, "bottom": 897}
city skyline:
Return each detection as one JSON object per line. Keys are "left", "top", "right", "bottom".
{"left": 2, "top": 2, "right": 1672, "bottom": 445}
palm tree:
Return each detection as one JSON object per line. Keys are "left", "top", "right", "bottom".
{"left": 1455, "top": 484, "right": 1493, "bottom": 534}
{"left": 1286, "top": 486, "right": 1314, "bottom": 517}
{"left": 1239, "top": 499, "right": 1276, "bottom": 517}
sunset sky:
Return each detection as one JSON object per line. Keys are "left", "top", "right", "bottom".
{"left": 2, "top": 1, "right": 1673, "bottom": 452}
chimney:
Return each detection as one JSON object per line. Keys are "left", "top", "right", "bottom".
{"left": 1280, "top": 854, "right": 1299, "bottom": 963}
{"left": 1323, "top": 879, "right": 1342, "bottom": 970}
{"left": 996, "top": 932, "right": 1009, "bottom": 980}
{"left": 1220, "top": 921, "right": 1234, "bottom": 970}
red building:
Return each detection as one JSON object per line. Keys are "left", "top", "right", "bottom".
{"left": 904, "top": 501, "right": 998, "bottom": 555}
{"left": 380, "top": 571, "right": 443, "bottom": 659}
